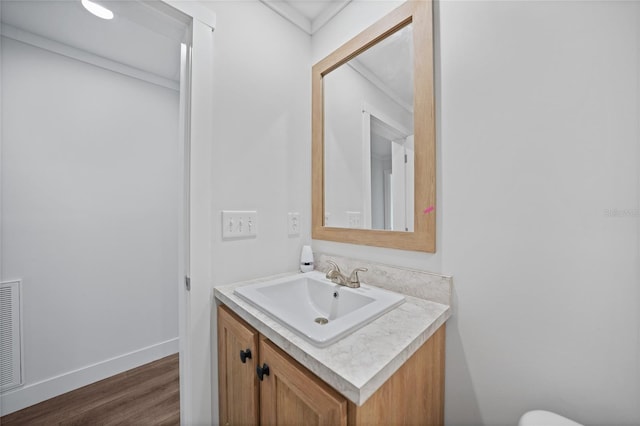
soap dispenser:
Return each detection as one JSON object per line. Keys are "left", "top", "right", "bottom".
{"left": 300, "top": 245, "right": 314, "bottom": 273}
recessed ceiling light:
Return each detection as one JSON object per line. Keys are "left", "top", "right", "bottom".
{"left": 81, "top": 0, "right": 114, "bottom": 20}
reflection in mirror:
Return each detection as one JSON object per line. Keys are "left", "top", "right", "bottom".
{"left": 323, "top": 23, "right": 414, "bottom": 231}
{"left": 368, "top": 116, "right": 414, "bottom": 232}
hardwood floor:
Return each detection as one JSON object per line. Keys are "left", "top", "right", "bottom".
{"left": 1, "top": 354, "right": 179, "bottom": 426}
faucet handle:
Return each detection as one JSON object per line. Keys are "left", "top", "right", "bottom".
{"left": 325, "top": 260, "right": 341, "bottom": 279}
{"left": 348, "top": 267, "right": 368, "bottom": 285}
{"left": 327, "top": 260, "right": 340, "bottom": 270}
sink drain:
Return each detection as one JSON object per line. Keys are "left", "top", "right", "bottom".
{"left": 314, "top": 317, "right": 329, "bottom": 325}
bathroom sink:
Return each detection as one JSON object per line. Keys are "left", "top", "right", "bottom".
{"left": 233, "top": 270, "right": 405, "bottom": 347}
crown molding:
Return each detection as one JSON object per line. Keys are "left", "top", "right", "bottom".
{"left": 311, "top": 0, "right": 351, "bottom": 34}
{"left": 259, "top": 0, "right": 352, "bottom": 35}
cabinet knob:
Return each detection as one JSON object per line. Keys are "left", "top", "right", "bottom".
{"left": 239, "top": 348, "right": 252, "bottom": 364}
{"left": 256, "top": 363, "right": 270, "bottom": 381}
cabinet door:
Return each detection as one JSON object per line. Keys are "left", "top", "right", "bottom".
{"left": 218, "top": 305, "right": 260, "bottom": 426}
{"left": 259, "top": 339, "right": 347, "bottom": 426}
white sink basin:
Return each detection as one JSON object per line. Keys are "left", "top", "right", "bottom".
{"left": 233, "top": 270, "right": 405, "bottom": 347}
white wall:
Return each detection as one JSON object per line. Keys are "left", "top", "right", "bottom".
{"left": 313, "top": 1, "right": 640, "bottom": 425}
{"left": 200, "top": 1, "right": 311, "bottom": 422}
{"left": 1, "top": 37, "right": 179, "bottom": 413}
{"left": 439, "top": 1, "right": 640, "bottom": 424}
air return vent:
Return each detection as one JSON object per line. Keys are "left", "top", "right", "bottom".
{"left": 1, "top": 280, "right": 23, "bottom": 391}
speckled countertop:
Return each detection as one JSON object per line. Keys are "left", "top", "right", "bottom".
{"left": 214, "top": 257, "right": 452, "bottom": 406}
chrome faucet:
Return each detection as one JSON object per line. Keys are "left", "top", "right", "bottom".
{"left": 325, "top": 261, "right": 368, "bottom": 288}
{"left": 325, "top": 261, "right": 347, "bottom": 285}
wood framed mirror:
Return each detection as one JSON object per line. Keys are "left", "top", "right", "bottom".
{"left": 312, "top": 1, "right": 435, "bottom": 252}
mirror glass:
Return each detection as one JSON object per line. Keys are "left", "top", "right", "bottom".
{"left": 323, "top": 23, "right": 414, "bottom": 231}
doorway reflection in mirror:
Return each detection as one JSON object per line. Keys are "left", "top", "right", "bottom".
{"left": 368, "top": 115, "right": 414, "bottom": 232}
{"left": 323, "top": 23, "right": 414, "bottom": 232}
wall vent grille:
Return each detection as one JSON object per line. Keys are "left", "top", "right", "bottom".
{"left": 0, "top": 280, "right": 23, "bottom": 392}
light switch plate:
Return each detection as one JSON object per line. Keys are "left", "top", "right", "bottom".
{"left": 222, "top": 211, "right": 257, "bottom": 239}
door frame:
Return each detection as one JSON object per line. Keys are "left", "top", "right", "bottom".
{"left": 361, "top": 101, "right": 411, "bottom": 230}
{"left": 158, "top": 2, "right": 216, "bottom": 424}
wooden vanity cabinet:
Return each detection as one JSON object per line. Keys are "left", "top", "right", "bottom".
{"left": 217, "top": 305, "right": 260, "bottom": 426}
{"left": 217, "top": 304, "right": 445, "bottom": 426}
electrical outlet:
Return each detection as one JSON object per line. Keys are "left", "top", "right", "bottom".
{"left": 347, "top": 211, "right": 362, "bottom": 228}
{"left": 287, "top": 212, "right": 300, "bottom": 236}
{"left": 222, "top": 211, "right": 257, "bottom": 239}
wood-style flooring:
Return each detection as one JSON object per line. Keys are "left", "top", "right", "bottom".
{"left": 1, "top": 353, "right": 179, "bottom": 426}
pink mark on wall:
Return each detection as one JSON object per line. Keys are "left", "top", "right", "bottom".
{"left": 423, "top": 206, "right": 435, "bottom": 214}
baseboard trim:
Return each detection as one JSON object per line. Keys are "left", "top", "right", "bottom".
{"left": 0, "top": 338, "right": 179, "bottom": 416}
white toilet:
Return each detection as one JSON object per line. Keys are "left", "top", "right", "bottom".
{"left": 519, "top": 410, "right": 583, "bottom": 426}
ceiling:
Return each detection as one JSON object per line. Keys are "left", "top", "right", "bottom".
{"left": 0, "top": 1, "right": 188, "bottom": 83}
{"left": 1, "top": 0, "right": 347, "bottom": 79}
{"left": 2, "top": 0, "right": 412, "bottom": 112}
{"left": 259, "top": 0, "right": 352, "bottom": 35}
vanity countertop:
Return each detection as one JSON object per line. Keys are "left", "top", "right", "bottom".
{"left": 214, "top": 271, "right": 451, "bottom": 406}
